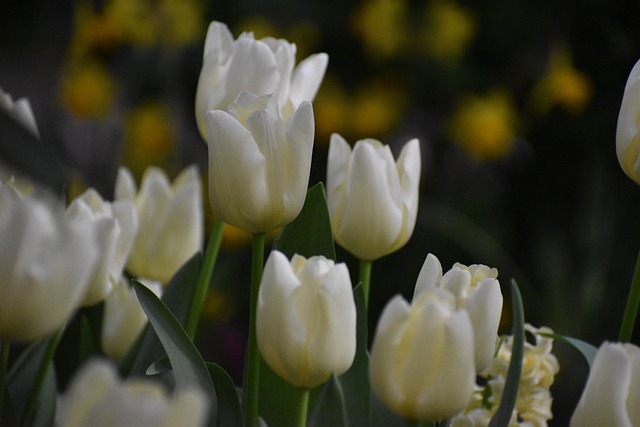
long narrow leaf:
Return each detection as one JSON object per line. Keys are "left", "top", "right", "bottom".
{"left": 543, "top": 333, "right": 598, "bottom": 368}
{"left": 489, "top": 280, "right": 525, "bottom": 427}
{"left": 132, "top": 281, "right": 217, "bottom": 417}
{"left": 309, "top": 375, "right": 348, "bottom": 427}
{"left": 206, "top": 363, "right": 243, "bottom": 427}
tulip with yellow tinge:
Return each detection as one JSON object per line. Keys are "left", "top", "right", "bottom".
{"left": 256, "top": 250, "right": 356, "bottom": 389}
{"left": 616, "top": 58, "right": 640, "bottom": 185}
{"left": 206, "top": 92, "right": 314, "bottom": 234}
{"left": 327, "top": 134, "right": 420, "bottom": 261}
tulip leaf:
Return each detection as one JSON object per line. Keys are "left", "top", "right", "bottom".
{"left": 340, "top": 284, "right": 371, "bottom": 427}
{"left": 120, "top": 253, "right": 202, "bottom": 377}
{"left": 27, "top": 364, "right": 57, "bottom": 427}
{"left": 7, "top": 339, "right": 49, "bottom": 419}
{"left": 0, "top": 109, "right": 66, "bottom": 194}
{"left": 309, "top": 375, "right": 348, "bottom": 427}
{"left": 541, "top": 333, "right": 597, "bottom": 368}
{"left": 273, "top": 182, "right": 336, "bottom": 260}
{"left": 257, "top": 359, "right": 300, "bottom": 427}
{"left": 488, "top": 280, "right": 525, "bottom": 427}
{"left": 132, "top": 280, "right": 217, "bottom": 417}
{"left": 206, "top": 363, "right": 243, "bottom": 427}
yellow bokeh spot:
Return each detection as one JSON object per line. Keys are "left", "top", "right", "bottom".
{"left": 352, "top": 0, "right": 409, "bottom": 59}
{"left": 235, "top": 16, "right": 282, "bottom": 40}
{"left": 531, "top": 47, "right": 592, "bottom": 115}
{"left": 448, "top": 90, "right": 519, "bottom": 161}
{"left": 351, "top": 79, "right": 406, "bottom": 138}
{"left": 421, "top": 0, "right": 476, "bottom": 63}
{"left": 61, "top": 62, "right": 117, "bottom": 119}
{"left": 202, "top": 289, "right": 235, "bottom": 322}
{"left": 313, "top": 76, "right": 351, "bottom": 142}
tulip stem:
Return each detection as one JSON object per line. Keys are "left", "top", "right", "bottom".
{"left": 0, "top": 342, "right": 9, "bottom": 424}
{"left": 185, "top": 219, "right": 225, "bottom": 340}
{"left": 619, "top": 247, "right": 640, "bottom": 342}
{"left": 294, "top": 388, "right": 310, "bottom": 427}
{"left": 243, "top": 232, "right": 266, "bottom": 427}
{"left": 359, "top": 259, "right": 373, "bottom": 309}
{"left": 22, "top": 328, "right": 63, "bottom": 426}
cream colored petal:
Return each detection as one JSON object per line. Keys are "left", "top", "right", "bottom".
{"left": 413, "top": 253, "right": 443, "bottom": 300}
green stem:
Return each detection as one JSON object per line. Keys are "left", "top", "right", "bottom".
{"left": 294, "top": 388, "right": 310, "bottom": 427}
{"left": 242, "top": 232, "right": 265, "bottom": 427}
{"left": 619, "top": 247, "right": 640, "bottom": 342}
{"left": 22, "top": 329, "right": 63, "bottom": 426}
{"left": 185, "top": 219, "right": 225, "bottom": 340}
{"left": 0, "top": 342, "right": 9, "bottom": 424}
{"left": 359, "top": 259, "right": 373, "bottom": 310}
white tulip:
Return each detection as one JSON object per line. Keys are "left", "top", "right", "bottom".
{"left": 67, "top": 189, "right": 138, "bottom": 306}
{"left": 115, "top": 165, "right": 203, "bottom": 284}
{"left": 195, "top": 21, "right": 327, "bottom": 139}
{"left": 257, "top": 251, "right": 356, "bottom": 389}
{"left": 206, "top": 92, "right": 314, "bottom": 233}
{"left": 57, "top": 358, "right": 208, "bottom": 427}
{"left": 0, "top": 87, "right": 39, "bottom": 137}
{"left": 570, "top": 342, "right": 640, "bottom": 427}
{"left": 369, "top": 288, "right": 475, "bottom": 422}
{"left": 0, "top": 184, "right": 99, "bottom": 342}
{"left": 327, "top": 134, "right": 421, "bottom": 261}
{"left": 617, "top": 58, "right": 640, "bottom": 185}
{"left": 414, "top": 253, "right": 503, "bottom": 373}
{"left": 101, "top": 277, "right": 163, "bottom": 360}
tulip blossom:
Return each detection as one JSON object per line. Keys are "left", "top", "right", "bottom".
{"left": 570, "top": 342, "right": 640, "bottom": 427}
{"left": 616, "top": 58, "right": 640, "bottom": 185}
{"left": 195, "top": 20, "right": 327, "bottom": 139}
{"left": 206, "top": 92, "right": 314, "bottom": 233}
{"left": 326, "top": 134, "right": 421, "bottom": 261}
{"left": 115, "top": 165, "right": 203, "bottom": 284}
{"left": 66, "top": 189, "right": 138, "bottom": 306}
{"left": 0, "top": 87, "right": 39, "bottom": 137}
{"left": 57, "top": 359, "right": 208, "bottom": 427}
{"left": 414, "top": 254, "right": 503, "bottom": 372}
{"left": 0, "top": 184, "right": 99, "bottom": 342}
{"left": 101, "top": 277, "right": 163, "bottom": 360}
{"left": 369, "top": 287, "right": 475, "bottom": 422}
{"left": 256, "top": 250, "right": 356, "bottom": 389}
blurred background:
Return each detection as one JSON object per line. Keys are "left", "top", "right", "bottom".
{"left": 2, "top": 0, "right": 640, "bottom": 424}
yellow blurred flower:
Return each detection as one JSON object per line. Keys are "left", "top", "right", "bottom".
{"left": 61, "top": 62, "right": 117, "bottom": 119}
{"left": 313, "top": 76, "right": 351, "bottom": 142}
{"left": 352, "top": 0, "right": 410, "bottom": 59}
{"left": 421, "top": 0, "right": 476, "bottom": 63}
{"left": 531, "top": 47, "right": 592, "bottom": 115}
{"left": 447, "top": 89, "right": 519, "bottom": 160}
{"left": 121, "top": 101, "right": 175, "bottom": 175}
{"left": 202, "top": 289, "right": 236, "bottom": 322}
{"left": 351, "top": 79, "right": 406, "bottom": 137}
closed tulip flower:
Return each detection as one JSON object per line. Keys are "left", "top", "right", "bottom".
{"left": 369, "top": 288, "right": 475, "bottom": 422}
{"left": 327, "top": 134, "right": 421, "bottom": 261}
{"left": 570, "top": 342, "right": 640, "bottom": 427}
{"left": 206, "top": 92, "right": 314, "bottom": 233}
{"left": 413, "top": 254, "right": 503, "bottom": 372}
{"left": 617, "top": 58, "right": 640, "bottom": 185}
{"left": 115, "top": 165, "right": 203, "bottom": 284}
{"left": 256, "top": 250, "right": 356, "bottom": 389}
{"left": 0, "top": 184, "right": 99, "bottom": 342}
{"left": 57, "top": 359, "right": 208, "bottom": 427}
{"left": 101, "top": 277, "right": 163, "bottom": 360}
{"left": 195, "top": 20, "right": 327, "bottom": 139}
{"left": 67, "top": 189, "right": 138, "bottom": 306}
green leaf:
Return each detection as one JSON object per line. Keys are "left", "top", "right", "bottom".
{"left": 28, "top": 364, "right": 56, "bottom": 427}
{"left": 309, "top": 375, "right": 348, "bottom": 427}
{"left": 132, "top": 280, "right": 217, "bottom": 415}
{"left": 489, "top": 280, "right": 525, "bottom": 427}
{"left": 0, "top": 109, "right": 66, "bottom": 194}
{"left": 340, "top": 284, "right": 371, "bottom": 427}
{"left": 7, "top": 340, "right": 49, "bottom": 419}
{"left": 273, "top": 183, "right": 336, "bottom": 260}
{"left": 120, "top": 253, "right": 202, "bottom": 377}
{"left": 206, "top": 363, "right": 243, "bottom": 427}
{"left": 542, "top": 333, "right": 598, "bottom": 368}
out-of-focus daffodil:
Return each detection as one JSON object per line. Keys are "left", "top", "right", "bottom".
{"left": 447, "top": 89, "right": 519, "bottom": 160}
{"left": 352, "top": 0, "right": 409, "bottom": 59}
{"left": 61, "top": 61, "right": 117, "bottom": 119}
{"left": 421, "top": 0, "right": 476, "bottom": 63}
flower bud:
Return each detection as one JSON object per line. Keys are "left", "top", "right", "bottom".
{"left": 369, "top": 288, "right": 475, "bottom": 422}
{"left": 115, "top": 165, "right": 203, "bottom": 284}
{"left": 570, "top": 342, "right": 640, "bottom": 427}
{"left": 206, "top": 92, "right": 314, "bottom": 233}
{"left": 195, "top": 21, "right": 327, "bottom": 139}
{"left": 327, "top": 134, "right": 420, "bottom": 261}
{"left": 57, "top": 358, "right": 208, "bottom": 427}
{"left": 256, "top": 250, "right": 356, "bottom": 388}
{"left": 616, "top": 58, "right": 640, "bottom": 185}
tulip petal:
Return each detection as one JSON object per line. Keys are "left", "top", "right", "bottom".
{"left": 326, "top": 133, "right": 351, "bottom": 220}
{"left": 468, "top": 278, "right": 503, "bottom": 372}
{"left": 283, "top": 102, "right": 314, "bottom": 221}
{"left": 617, "top": 59, "right": 640, "bottom": 183}
{"left": 413, "top": 253, "right": 443, "bottom": 300}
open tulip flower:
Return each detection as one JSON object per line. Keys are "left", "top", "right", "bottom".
{"left": 327, "top": 134, "right": 421, "bottom": 261}
{"left": 256, "top": 250, "right": 356, "bottom": 389}
{"left": 195, "top": 21, "right": 328, "bottom": 139}
{"left": 206, "top": 92, "right": 314, "bottom": 233}
{"left": 617, "top": 58, "right": 640, "bottom": 185}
